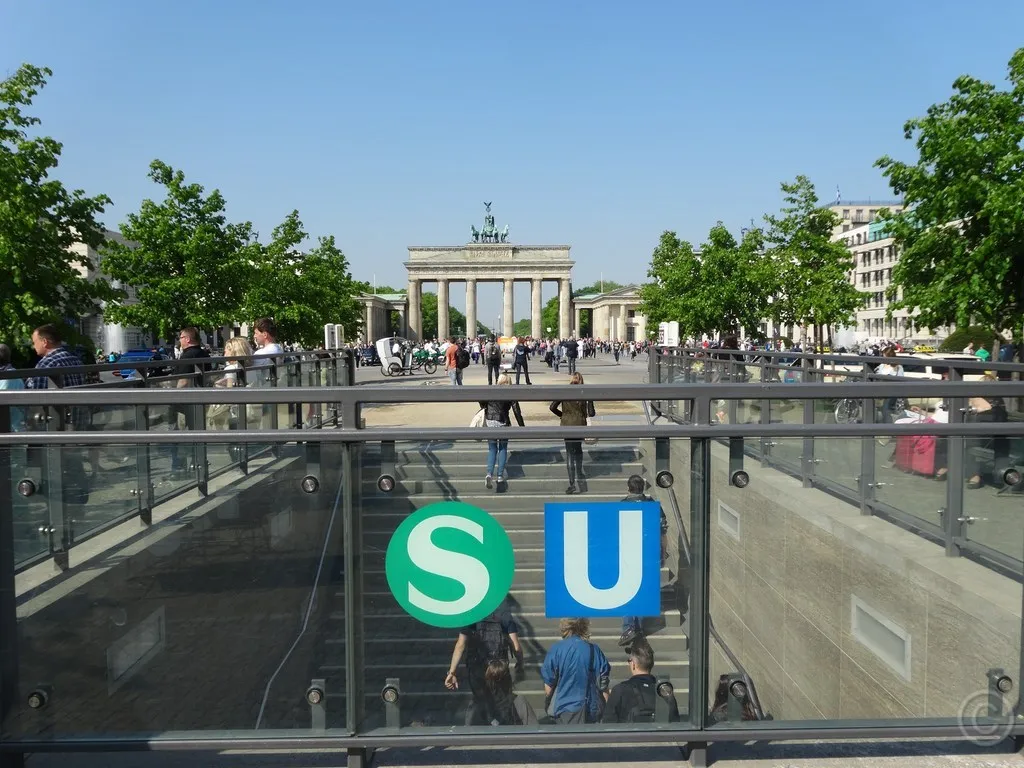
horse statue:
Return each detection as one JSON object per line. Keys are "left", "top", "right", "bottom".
{"left": 499, "top": 224, "right": 510, "bottom": 243}
{"left": 470, "top": 225, "right": 480, "bottom": 243}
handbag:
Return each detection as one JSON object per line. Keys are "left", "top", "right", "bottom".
{"left": 470, "top": 408, "right": 486, "bottom": 428}
{"left": 584, "top": 416, "right": 598, "bottom": 445}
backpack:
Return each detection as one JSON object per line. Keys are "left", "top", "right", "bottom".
{"left": 468, "top": 615, "right": 509, "bottom": 664}
{"left": 624, "top": 678, "right": 658, "bottom": 723}
{"left": 457, "top": 348, "right": 471, "bottom": 369}
{"left": 487, "top": 342, "right": 501, "bottom": 362}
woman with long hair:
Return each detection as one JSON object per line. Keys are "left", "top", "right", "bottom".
{"left": 549, "top": 372, "right": 596, "bottom": 494}
{"left": 484, "top": 659, "right": 537, "bottom": 726}
{"left": 479, "top": 372, "right": 525, "bottom": 487}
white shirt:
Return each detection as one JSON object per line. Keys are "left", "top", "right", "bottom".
{"left": 252, "top": 342, "right": 284, "bottom": 367}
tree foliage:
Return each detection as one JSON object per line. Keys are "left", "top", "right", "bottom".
{"left": 638, "top": 227, "right": 771, "bottom": 339}
{"left": 763, "top": 176, "right": 862, "bottom": 345}
{"left": 937, "top": 325, "right": 999, "bottom": 354}
{"left": 0, "top": 63, "right": 119, "bottom": 344}
{"left": 875, "top": 47, "right": 1024, "bottom": 338}
{"left": 638, "top": 231, "right": 701, "bottom": 332}
{"left": 242, "top": 211, "right": 362, "bottom": 348}
{"left": 101, "top": 160, "right": 252, "bottom": 340}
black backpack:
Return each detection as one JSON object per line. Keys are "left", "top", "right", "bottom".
{"left": 624, "top": 678, "right": 658, "bottom": 723}
{"left": 468, "top": 616, "right": 509, "bottom": 664}
{"left": 457, "top": 348, "right": 471, "bottom": 369}
{"left": 487, "top": 343, "right": 502, "bottom": 362}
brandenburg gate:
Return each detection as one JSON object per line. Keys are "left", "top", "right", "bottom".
{"left": 405, "top": 203, "right": 574, "bottom": 341}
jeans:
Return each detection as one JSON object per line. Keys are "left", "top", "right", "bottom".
{"left": 487, "top": 361, "right": 501, "bottom": 385}
{"left": 564, "top": 439, "right": 584, "bottom": 484}
{"left": 448, "top": 368, "right": 464, "bottom": 386}
{"left": 567, "top": 356, "right": 577, "bottom": 374}
{"left": 487, "top": 438, "right": 508, "bottom": 477}
{"left": 514, "top": 361, "right": 531, "bottom": 385}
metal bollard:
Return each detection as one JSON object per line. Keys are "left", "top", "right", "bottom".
{"left": 382, "top": 677, "right": 401, "bottom": 729}
{"left": 306, "top": 678, "right": 326, "bottom": 731}
{"left": 987, "top": 667, "right": 1013, "bottom": 717}
{"left": 655, "top": 677, "right": 674, "bottom": 722}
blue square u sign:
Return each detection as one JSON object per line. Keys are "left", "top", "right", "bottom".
{"left": 544, "top": 501, "right": 661, "bottom": 618}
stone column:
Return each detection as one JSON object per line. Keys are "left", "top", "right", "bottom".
{"left": 437, "top": 279, "right": 450, "bottom": 341}
{"left": 364, "top": 303, "right": 375, "bottom": 343}
{"left": 530, "top": 278, "right": 543, "bottom": 339}
{"left": 466, "top": 279, "right": 478, "bottom": 339}
{"left": 408, "top": 280, "right": 422, "bottom": 341}
{"left": 558, "top": 277, "right": 571, "bottom": 339}
{"left": 574, "top": 307, "right": 582, "bottom": 338}
{"left": 503, "top": 278, "right": 514, "bottom": 337}
{"left": 397, "top": 307, "right": 407, "bottom": 338}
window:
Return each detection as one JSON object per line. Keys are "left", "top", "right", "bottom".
{"left": 869, "top": 208, "right": 877, "bottom": 218}
{"left": 851, "top": 596, "right": 911, "bottom": 681}
{"left": 856, "top": 208, "right": 864, "bottom": 219}
{"left": 627, "top": 309, "right": 636, "bottom": 319}
{"left": 843, "top": 224, "right": 850, "bottom": 232}
{"left": 843, "top": 209, "right": 850, "bottom": 219}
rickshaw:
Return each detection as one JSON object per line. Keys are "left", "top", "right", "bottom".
{"left": 376, "top": 336, "right": 416, "bottom": 376}
{"left": 411, "top": 347, "right": 441, "bottom": 374}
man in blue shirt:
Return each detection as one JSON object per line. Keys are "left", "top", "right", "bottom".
{"left": 541, "top": 618, "right": 610, "bottom": 724}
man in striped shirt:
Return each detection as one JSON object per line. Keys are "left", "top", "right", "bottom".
{"left": 28, "top": 324, "right": 85, "bottom": 389}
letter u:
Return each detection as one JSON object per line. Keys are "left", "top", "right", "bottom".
{"left": 562, "top": 509, "right": 643, "bottom": 609}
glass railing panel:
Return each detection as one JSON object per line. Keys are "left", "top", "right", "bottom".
{"left": 70, "top": 405, "right": 143, "bottom": 541}
{"left": 3, "top": 439, "right": 346, "bottom": 740}
{"left": 354, "top": 435, "right": 691, "bottom": 733}
{"left": 958, "top": 426, "right": 1024, "bottom": 564}
{"left": 708, "top": 435, "right": 1021, "bottom": 732}
{"left": 7, "top": 444, "right": 48, "bottom": 567}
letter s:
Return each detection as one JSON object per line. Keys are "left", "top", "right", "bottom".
{"left": 405, "top": 514, "right": 490, "bottom": 616}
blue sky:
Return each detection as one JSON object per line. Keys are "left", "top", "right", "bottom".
{"left": 3, "top": 0, "right": 1024, "bottom": 320}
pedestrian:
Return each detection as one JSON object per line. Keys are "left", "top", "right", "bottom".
{"left": 445, "top": 337, "right": 464, "bottom": 386}
{"left": 602, "top": 640, "right": 679, "bottom": 723}
{"left": 485, "top": 336, "right": 503, "bottom": 385}
{"left": 618, "top": 474, "right": 668, "bottom": 647}
{"left": 512, "top": 336, "right": 532, "bottom": 385}
{"left": 541, "top": 617, "right": 610, "bottom": 724}
{"left": 445, "top": 602, "right": 524, "bottom": 726}
{"left": 549, "top": 372, "right": 596, "bottom": 494}
{"left": 479, "top": 372, "right": 525, "bottom": 487}
{"left": 483, "top": 659, "right": 538, "bottom": 725}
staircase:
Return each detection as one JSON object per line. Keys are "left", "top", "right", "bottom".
{"left": 321, "top": 439, "right": 689, "bottom": 729}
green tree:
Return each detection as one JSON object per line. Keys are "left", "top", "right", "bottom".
{"left": 0, "top": 64, "right": 119, "bottom": 344}
{"left": 875, "top": 47, "right": 1024, "bottom": 342}
{"left": 693, "top": 223, "right": 772, "bottom": 337}
{"left": 242, "top": 211, "right": 362, "bottom": 347}
{"left": 763, "top": 176, "right": 861, "bottom": 347}
{"left": 638, "top": 231, "right": 702, "bottom": 334}
{"left": 102, "top": 160, "right": 252, "bottom": 340}
{"left": 513, "top": 318, "right": 531, "bottom": 337}
{"left": 574, "top": 280, "right": 625, "bottom": 296}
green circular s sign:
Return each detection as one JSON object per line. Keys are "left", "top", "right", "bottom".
{"left": 385, "top": 501, "right": 515, "bottom": 628}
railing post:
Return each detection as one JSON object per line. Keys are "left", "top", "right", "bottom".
{"left": 945, "top": 368, "right": 966, "bottom": 557}
{"left": 135, "top": 405, "right": 154, "bottom": 525}
{"left": 0, "top": 405, "right": 25, "bottom": 768}
{"left": 342, "top": 442, "right": 364, "bottom": 734}
{"left": 859, "top": 393, "right": 876, "bottom": 516}
{"left": 687, "top": 435, "right": 711, "bottom": 765}
{"left": 801, "top": 357, "right": 815, "bottom": 488}
{"left": 726, "top": 358, "right": 738, "bottom": 425}
{"left": 269, "top": 359, "right": 281, "bottom": 459}
{"left": 45, "top": 407, "right": 69, "bottom": 571}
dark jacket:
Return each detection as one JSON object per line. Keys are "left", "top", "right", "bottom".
{"left": 549, "top": 399, "right": 595, "bottom": 427}
{"left": 479, "top": 399, "right": 525, "bottom": 427}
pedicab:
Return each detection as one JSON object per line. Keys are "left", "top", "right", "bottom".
{"left": 376, "top": 336, "right": 415, "bottom": 377}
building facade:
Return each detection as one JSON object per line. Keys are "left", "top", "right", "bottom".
{"left": 573, "top": 285, "right": 648, "bottom": 342}
{"left": 69, "top": 231, "right": 156, "bottom": 354}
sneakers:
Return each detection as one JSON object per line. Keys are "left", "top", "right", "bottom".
{"left": 618, "top": 626, "right": 641, "bottom": 647}
{"left": 485, "top": 475, "right": 493, "bottom": 489}
{"left": 497, "top": 473, "right": 507, "bottom": 484}
{"left": 565, "top": 484, "right": 576, "bottom": 494}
